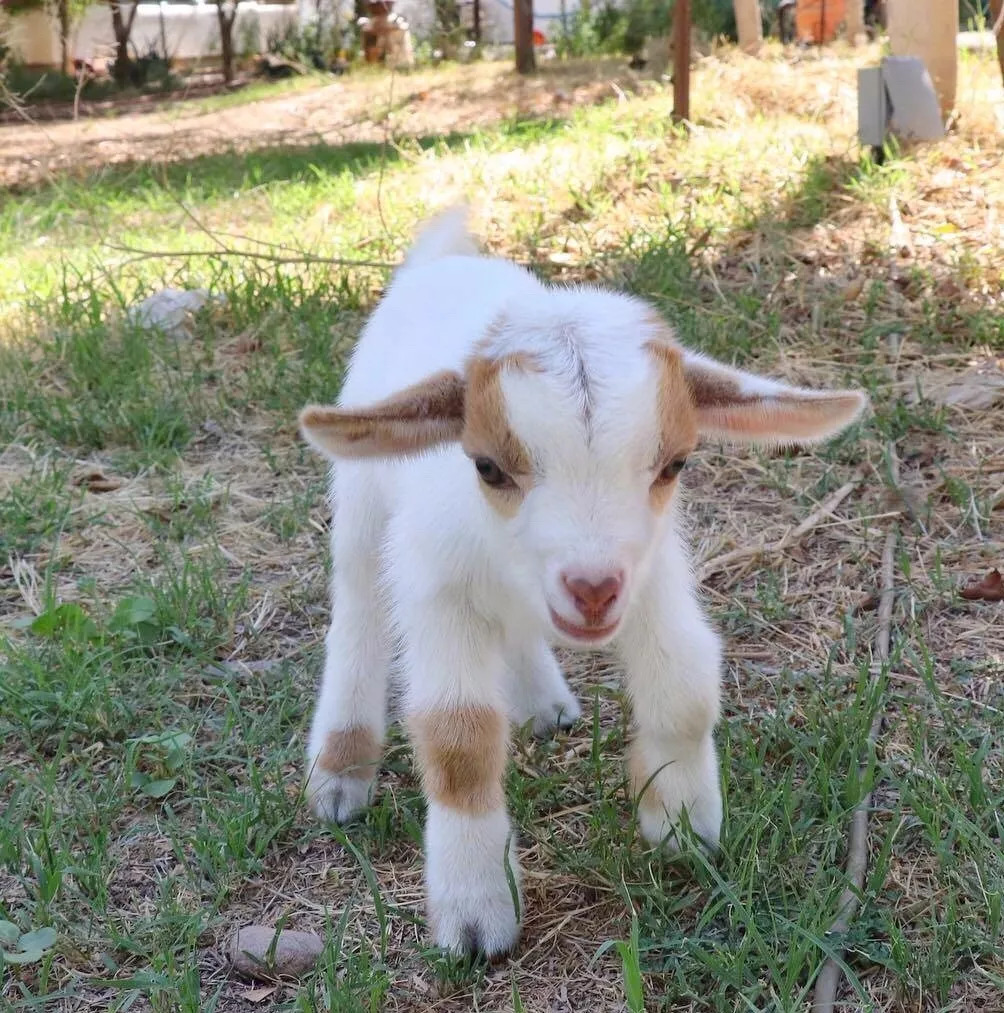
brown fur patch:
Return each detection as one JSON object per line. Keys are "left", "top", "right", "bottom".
{"left": 461, "top": 354, "right": 537, "bottom": 516}
{"left": 410, "top": 705, "right": 507, "bottom": 813}
{"left": 645, "top": 341, "right": 699, "bottom": 512}
{"left": 683, "top": 360, "right": 865, "bottom": 442}
{"left": 300, "top": 370, "right": 465, "bottom": 459}
{"left": 318, "top": 725, "right": 382, "bottom": 781}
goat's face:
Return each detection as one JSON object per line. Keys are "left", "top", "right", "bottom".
{"left": 453, "top": 337, "right": 696, "bottom": 645}
{"left": 300, "top": 296, "right": 867, "bottom": 647}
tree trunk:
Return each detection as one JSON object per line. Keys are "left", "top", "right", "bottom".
{"left": 672, "top": 0, "right": 691, "bottom": 122}
{"left": 514, "top": 0, "right": 535, "bottom": 74}
{"left": 733, "top": 0, "right": 762, "bottom": 55}
{"left": 109, "top": 0, "right": 138, "bottom": 85}
{"left": 57, "top": 0, "right": 71, "bottom": 76}
{"left": 845, "top": 0, "right": 865, "bottom": 44}
{"left": 216, "top": 2, "right": 237, "bottom": 84}
{"left": 990, "top": 0, "right": 1004, "bottom": 89}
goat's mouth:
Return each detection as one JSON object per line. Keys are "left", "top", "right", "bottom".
{"left": 549, "top": 609, "right": 620, "bottom": 644}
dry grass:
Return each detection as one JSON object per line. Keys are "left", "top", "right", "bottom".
{"left": 1, "top": 43, "right": 1003, "bottom": 1013}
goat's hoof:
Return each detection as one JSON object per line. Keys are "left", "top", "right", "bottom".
{"left": 529, "top": 692, "right": 582, "bottom": 737}
{"left": 433, "top": 902, "right": 521, "bottom": 960}
{"left": 638, "top": 799, "right": 721, "bottom": 856}
{"left": 307, "top": 773, "right": 373, "bottom": 824}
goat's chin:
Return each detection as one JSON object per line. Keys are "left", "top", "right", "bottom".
{"left": 549, "top": 609, "right": 621, "bottom": 648}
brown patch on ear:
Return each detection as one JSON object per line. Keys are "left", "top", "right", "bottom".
{"left": 299, "top": 370, "right": 465, "bottom": 459}
{"left": 318, "top": 725, "right": 382, "bottom": 781}
{"left": 645, "top": 341, "right": 698, "bottom": 513}
{"left": 410, "top": 706, "right": 507, "bottom": 814}
{"left": 684, "top": 358, "right": 867, "bottom": 443}
{"left": 695, "top": 392, "right": 865, "bottom": 443}
{"left": 685, "top": 361, "right": 747, "bottom": 411}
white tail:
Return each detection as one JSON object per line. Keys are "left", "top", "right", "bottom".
{"left": 402, "top": 204, "right": 479, "bottom": 269}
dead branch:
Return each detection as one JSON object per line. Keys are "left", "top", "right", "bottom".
{"left": 812, "top": 453, "right": 898, "bottom": 1012}
{"left": 102, "top": 242, "right": 398, "bottom": 271}
{"left": 698, "top": 477, "right": 860, "bottom": 582}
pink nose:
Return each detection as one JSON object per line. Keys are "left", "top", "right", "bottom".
{"left": 561, "top": 572, "right": 623, "bottom": 626}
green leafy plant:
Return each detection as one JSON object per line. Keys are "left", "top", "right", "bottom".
{"left": 126, "top": 730, "right": 194, "bottom": 799}
{"left": 0, "top": 922, "right": 58, "bottom": 966}
{"left": 25, "top": 594, "right": 159, "bottom": 646}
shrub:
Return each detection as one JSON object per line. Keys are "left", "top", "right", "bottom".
{"left": 557, "top": 0, "right": 737, "bottom": 60}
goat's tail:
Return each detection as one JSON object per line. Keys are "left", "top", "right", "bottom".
{"left": 401, "top": 204, "right": 479, "bottom": 270}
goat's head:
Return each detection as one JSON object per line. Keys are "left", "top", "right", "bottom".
{"left": 300, "top": 291, "right": 866, "bottom": 647}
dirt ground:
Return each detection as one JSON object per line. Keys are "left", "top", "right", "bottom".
{"left": 0, "top": 59, "right": 641, "bottom": 189}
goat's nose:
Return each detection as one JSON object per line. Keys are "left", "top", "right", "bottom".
{"left": 562, "top": 572, "right": 623, "bottom": 626}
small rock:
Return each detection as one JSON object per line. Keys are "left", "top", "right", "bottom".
{"left": 229, "top": 926, "right": 324, "bottom": 981}
{"left": 127, "top": 287, "right": 223, "bottom": 340}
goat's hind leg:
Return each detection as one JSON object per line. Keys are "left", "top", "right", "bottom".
{"left": 306, "top": 464, "right": 390, "bottom": 824}
{"left": 505, "top": 637, "right": 581, "bottom": 737}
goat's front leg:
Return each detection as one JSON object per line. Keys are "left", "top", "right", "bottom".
{"left": 305, "top": 468, "right": 389, "bottom": 824}
{"left": 618, "top": 549, "right": 723, "bottom": 852}
{"left": 402, "top": 596, "right": 521, "bottom": 957}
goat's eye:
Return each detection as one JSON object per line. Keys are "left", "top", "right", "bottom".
{"left": 475, "top": 457, "right": 511, "bottom": 488}
{"left": 656, "top": 458, "right": 687, "bottom": 484}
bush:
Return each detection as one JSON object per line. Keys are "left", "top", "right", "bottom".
{"left": 556, "top": 0, "right": 737, "bottom": 60}
{"left": 266, "top": 17, "right": 351, "bottom": 69}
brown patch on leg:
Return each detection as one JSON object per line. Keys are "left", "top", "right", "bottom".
{"left": 410, "top": 706, "right": 507, "bottom": 813}
{"left": 318, "top": 725, "right": 382, "bottom": 780}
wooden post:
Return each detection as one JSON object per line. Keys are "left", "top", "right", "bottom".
{"left": 990, "top": 0, "right": 1004, "bottom": 89}
{"left": 672, "top": 0, "right": 690, "bottom": 123}
{"left": 473, "top": 0, "right": 481, "bottom": 44}
{"left": 514, "top": 0, "right": 535, "bottom": 73}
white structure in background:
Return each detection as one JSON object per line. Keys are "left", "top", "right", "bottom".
{"left": 8, "top": 1, "right": 298, "bottom": 67}
{"left": 6, "top": 0, "right": 579, "bottom": 68}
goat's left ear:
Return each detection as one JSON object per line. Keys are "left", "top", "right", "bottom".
{"left": 683, "top": 351, "right": 868, "bottom": 445}
{"left": 300, "top": 370, "right": 466, "bottom": 460}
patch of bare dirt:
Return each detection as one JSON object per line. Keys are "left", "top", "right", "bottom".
{"left": 0, "top": 59, "right": 643, "bottom": 190}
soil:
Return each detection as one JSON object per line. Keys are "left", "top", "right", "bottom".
{"left": 0, "top": 59, "right": 641, "bottom": 189}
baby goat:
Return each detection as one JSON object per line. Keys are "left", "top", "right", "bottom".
{"left": 299, "top": 207, "right": 866, "bottom": 957}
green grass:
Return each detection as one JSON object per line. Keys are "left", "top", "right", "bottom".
{"left": 2, "top": 51, "right": 1003, "bottom": 1012}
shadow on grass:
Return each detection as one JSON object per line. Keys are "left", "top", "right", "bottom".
{"left": 3, "top": 113, "right": 582, "bottom": 208}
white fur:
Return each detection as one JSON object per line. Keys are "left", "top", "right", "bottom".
{"left": 301, "top": 207, "right": 866, "bottom": 956}
{"left": 426, "top": 806, "right": 522, "bottom": 957}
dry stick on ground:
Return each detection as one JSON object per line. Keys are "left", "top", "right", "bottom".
{"left": 698, "top": 476, "right": 861, "bottom": 582}
{"left": 812, "top": 472, "right": 899, "bottom": 1012}
{"left": 102, "top": 244, "right": 398, "bottom": 271}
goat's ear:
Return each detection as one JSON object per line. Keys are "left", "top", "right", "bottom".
{"left": 299, "top": 371, "right": 465, "bottom": 459}
{"left": 683, "top": 351, "right": 868, "bottom": 445}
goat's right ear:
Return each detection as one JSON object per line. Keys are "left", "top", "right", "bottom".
{"left": 299, "top": 370, "right": 466, "bottom": 460}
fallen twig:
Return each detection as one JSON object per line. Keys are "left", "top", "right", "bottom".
{"left": 698, "top": 477, "right": 860, "bottom": 582}
{"left": 102, "top": 242, "right": 398, "bottom": 271}
{"left": 812, "top": 460, "right": 898, "bottom": 1012}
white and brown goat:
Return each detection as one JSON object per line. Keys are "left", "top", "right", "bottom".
{"left": 299, "top": 207, "right": 866, "bottom": 957}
